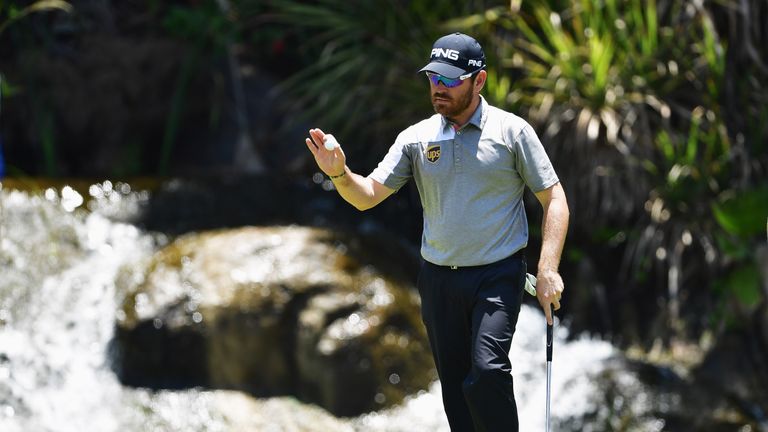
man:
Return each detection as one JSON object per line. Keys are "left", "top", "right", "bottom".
{"left": 305, "top": 32, "right": 569, "bottom": 432}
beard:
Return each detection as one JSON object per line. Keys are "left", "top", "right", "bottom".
{"left": 431, "top": 83, "right": 474, "bottom": 123}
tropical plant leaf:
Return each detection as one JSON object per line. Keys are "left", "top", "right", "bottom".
{"left": 723, "top": 264, "right": 762, "bottom": 307}
{"left": 712, "top": 186, "right": 768, "bottom": 238}
{"left": 0, "top": 0, "right": 72, "bottom": 36}
{"left": 241, "top": 0, "right": 478, "bottom": 168}
{"left": 26, "top": 0, "right": 72, "bottom": 13}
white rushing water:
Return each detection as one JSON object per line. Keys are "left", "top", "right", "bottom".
{"left": 0, "top": 183, "right": 620, "bottom": 432}
{"left": 351, "top": 306, "right": 617, "bottom": 432}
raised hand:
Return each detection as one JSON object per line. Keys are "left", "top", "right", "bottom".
{"left": 305, "top": 128, "right": 346, "bottom": 177}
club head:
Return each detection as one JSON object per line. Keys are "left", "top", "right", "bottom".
{"left": 524, "top": 273, "right": 537, "bottom": 296}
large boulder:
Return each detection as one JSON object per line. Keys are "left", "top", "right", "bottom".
{"left": 112, "top": 226, "right": 433, "bottom": 416}
{"left": 555, "top": 356, "right": 759, "bottom": 432}
{"left": 689, "top": 245, "right": 768, "bottom": 423}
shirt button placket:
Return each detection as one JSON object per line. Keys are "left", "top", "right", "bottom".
{"left": 455, "top": 132, "right": 462, "bottom": 172}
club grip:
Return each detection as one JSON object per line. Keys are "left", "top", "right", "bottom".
{"left": 546, "top": 305, "right": 554, "bottom": 362}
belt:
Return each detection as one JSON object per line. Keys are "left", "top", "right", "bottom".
{"left": 435, "top": 249, "right": 525, "bottom": 271}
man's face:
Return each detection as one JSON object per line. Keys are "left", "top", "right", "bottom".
{"left": 429, "top": 74, "right": 475, "bottom": 122}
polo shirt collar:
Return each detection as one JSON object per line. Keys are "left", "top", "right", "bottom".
{"left": 442, "top": 95, "right": 488, "bottom": 132}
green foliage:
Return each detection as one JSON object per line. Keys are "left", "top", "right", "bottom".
{"left": 163, "top": 2, "right": 233, "bottom": 51}
{"left": 0, "top": 1, "right": 72, "bottom": 177}
{"left": 445, "top": 0, "right": 766, "bottom": 341}
{"left": 240, "top": 0, "right": 486, "bottom": 168}
{"left": 243, "top": 2, "right": 767, "bottom": 339}
{"left": 714, "top": 230, "right": 752, "bottom": 262}
{"left": 0, "top": 73, "right": 20, "bottom": 99}
{"left": 711, "top": 186, "right": 768, "bottom": 238}
{"left": 158, "top": 1, "right": 233, "bottom": 175}
{"left": 0, "top": 0, "right": 72, "bottom": 36}
{"left": 0, "top": 0, "right": 765, "bottom": 349}
{"left": 459, "top": 1, "right": 729, "bottom": 228}
{"left": 158, "top": 52, "right": 197, "bottom": 176}
{"left": 649, "top": 110, "right": 731, "bottom": 208}
{"left": 713, "top": 263, "right": 762, "bottom": 331}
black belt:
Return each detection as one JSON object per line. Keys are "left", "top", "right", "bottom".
{"left": 431, "top": 249, "right": 525, "bottom": 270}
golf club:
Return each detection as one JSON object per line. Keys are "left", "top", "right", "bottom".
{"left": 546, "top": 303, "right": 554, "bottom": 432}
{"left": 524, "top": 274, "right": 555, "bottom": 431}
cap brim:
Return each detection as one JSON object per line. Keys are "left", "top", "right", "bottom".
{"left": 417, "top": 61, "right": 467, "bottom": 79}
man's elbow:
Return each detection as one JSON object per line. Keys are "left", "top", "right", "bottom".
{"left": 558, "top": 196, "right": 571, "bottom": 228}
{"left": 353, "top": 202, "right": 375, "bottom": 211}
{"left": 559, "top": 192, "right": 570, "bottom": 213}
{"left": 350, "top": 196, "right": 378, "bottom": 211}
{"left": 542, "top": 186, "right": 570, "bottom": 221}
{"left": 556, "top": 192, "right": 570, "bottom": 218}
{"left": 353, "top": 181, "right": 389, "bottom": 211}
{"left": 562, "top": 203, "right": 571, "bottom": 224}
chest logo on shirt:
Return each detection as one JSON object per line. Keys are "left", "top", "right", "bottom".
{"left": 426, "top": 145, "right": 441, "bottom": 163}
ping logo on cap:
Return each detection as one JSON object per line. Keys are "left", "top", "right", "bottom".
{"left": 419, "top": 32, "right": 486, "bottom": 78}
{"left": 426, "top": 145, "right": 441, "bottom": 163}
{"left": 431, "top": 48, "right": 460, "bottom": 60}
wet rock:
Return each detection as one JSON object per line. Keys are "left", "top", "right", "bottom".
{"left": 555, "top": 356, "right": 759, "bottom": 432}
{"left": 113, "top": 226, "right": 433, "bottom": 416}
{"left": 689, "top": 245, "right": 768, "bottom": 427}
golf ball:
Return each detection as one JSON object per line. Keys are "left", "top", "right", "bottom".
{"left": 324, "top": 135, "right": 339, "bottom": 151}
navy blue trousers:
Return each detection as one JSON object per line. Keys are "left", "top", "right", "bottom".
{"left": 417, "top": 252, "right": 526, "bottom": 432}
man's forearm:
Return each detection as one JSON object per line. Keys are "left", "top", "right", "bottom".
{"left": 330, "top": 166, "right": 382, "bottom": 211}
{"left": 538, "top": 189, "right": 570, "bottom": 273}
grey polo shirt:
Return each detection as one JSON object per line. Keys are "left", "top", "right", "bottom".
{"left": 369, "top": 96, "right": 559, "bottom": 267}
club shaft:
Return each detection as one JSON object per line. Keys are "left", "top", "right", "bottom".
{"left": 546, "top": 361, "right": 552, "bottom": 432}
{"left": 546, "top": 304, "right": 554, "bottom": 432}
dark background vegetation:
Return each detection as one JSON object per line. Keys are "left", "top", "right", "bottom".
{"left": 1, "top": 0, "right": 767, "bottom": 396}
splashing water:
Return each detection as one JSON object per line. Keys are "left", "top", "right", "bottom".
{"left": 0, "top": 184, "right": 230, "bottom": 431}
{"left": 351, "top": 307, "right": 617, "bottom": 432}
{"left": 0, "top": 182, "right": 622, "bottom": 432}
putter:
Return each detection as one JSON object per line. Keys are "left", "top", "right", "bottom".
{"left": 546, "top": 303, "right": 554, "bottom": 432}
{"left": 524, "top": 274, "right": 555, "bottom": 431}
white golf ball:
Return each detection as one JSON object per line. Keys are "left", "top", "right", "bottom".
{"left": 323, "top": 135, "right": 339, "bottom": 151}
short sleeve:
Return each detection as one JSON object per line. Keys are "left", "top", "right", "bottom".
{"left": 368, "top": 131, "right": 414, "bottom": 191}
{"left": 514, "top": 125, "right": 559, "bottom": 192}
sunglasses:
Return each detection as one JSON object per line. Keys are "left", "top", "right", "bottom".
{"left": 425, "top": 71, "right": 474, "bottom": 88}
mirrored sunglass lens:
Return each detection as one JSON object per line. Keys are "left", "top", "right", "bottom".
{"left": 441, "top": 77, "right": 462, "bottom": 87}
{"left": 427, "top": 73, "right": 461, "bottom": 88}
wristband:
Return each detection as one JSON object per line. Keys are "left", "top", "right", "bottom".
{"left": 329, "top": 170, "right": 346, "bottom": 179}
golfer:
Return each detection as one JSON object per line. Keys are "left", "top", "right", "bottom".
{"left": 305, "top": 32, "right": 569, "bottom": 432}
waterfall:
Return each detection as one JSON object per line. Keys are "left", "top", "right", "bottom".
{"left": 0, "top": 182, "right": 665, "bottom": 432}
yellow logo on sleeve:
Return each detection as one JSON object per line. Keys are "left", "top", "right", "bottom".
{"left": 426, "top": 145, "right": 441, "bottom": 163}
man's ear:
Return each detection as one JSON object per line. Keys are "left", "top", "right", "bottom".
{"left": 474, "top": 70, "right": 488, "bottom": 92}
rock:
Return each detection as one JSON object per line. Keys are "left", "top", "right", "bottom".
{"left": 113, "top": 226, "right": 433, "bottom": 416}
{"left": 555, "top": 356, "right": 758, "bottom": 432}
{"left": 688, "top": 245, "right": 768, "bottom": 426}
